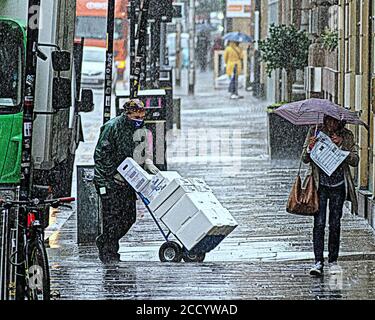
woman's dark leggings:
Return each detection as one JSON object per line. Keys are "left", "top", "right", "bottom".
{"left": 313, "top": 184, "right": 346, "bottom": 264}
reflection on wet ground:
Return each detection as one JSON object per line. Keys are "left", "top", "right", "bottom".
{"left": 48, "top": 71, "right": 375, "bottom": 300}
{"left": 50, "top": 240, "right": 375, "bottom": 300}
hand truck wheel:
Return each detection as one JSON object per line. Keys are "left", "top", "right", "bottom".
{"left": 159, "top": 241, "right": 183, "bottom": 263}
{"left": 182, "top": 250, "right": 206, "bottom": 263}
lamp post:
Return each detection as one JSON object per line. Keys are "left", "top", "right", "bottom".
{"left": 103, "top": 0, "right": 115, "bottom": 124}
{"left": 188, "top": 0, "right": 196, "bottom": 95}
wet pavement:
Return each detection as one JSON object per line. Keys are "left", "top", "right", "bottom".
{"left": 47, "top": 70, "right": 375, "bottom": 300}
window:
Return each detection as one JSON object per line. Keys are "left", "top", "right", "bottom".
{"left": 0, "top": 23, "right": 23, "bottom": 111}
{"left": 75, "top": 16, "right": 125, "bottom": 40}
{"left": 83, "top": 49, "right": 106, "bottom": 63}
{"left": 344, "top": 1, "right": 350, "bottom": 73}
{"left": 355, "top": 0, "right": 362, "bottom": 75}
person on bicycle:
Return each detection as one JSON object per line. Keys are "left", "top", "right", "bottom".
{"left": 93, "top": 99, "right": 159, "bottom": 263}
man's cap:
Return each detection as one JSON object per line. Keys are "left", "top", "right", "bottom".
{"left": 124, "top": 99, "right": 145, "bottom": 112}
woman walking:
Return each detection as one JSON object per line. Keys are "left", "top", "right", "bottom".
{"left": 224, "top": 41, "right": 243, "bottom": 99}
{"left": 302, "top": 115, "right": 359, "bottom": 276}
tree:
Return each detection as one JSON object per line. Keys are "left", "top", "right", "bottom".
{"left": 259, "top": 24, "right": 311, "bottom": 102}
{"left": 321, "top": 27, "right": 338, "bottom": 52}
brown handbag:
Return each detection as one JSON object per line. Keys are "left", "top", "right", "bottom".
{"left": 286, "top": 161, "right": 319, "bottom": 216}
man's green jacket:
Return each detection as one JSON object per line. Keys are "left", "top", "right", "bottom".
{"left": 93, "top": 114, "right": 148, "bottom": 194}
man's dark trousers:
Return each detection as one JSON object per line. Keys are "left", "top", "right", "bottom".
{"left": 97, "top": 186, "right": 136, "bottom": 260}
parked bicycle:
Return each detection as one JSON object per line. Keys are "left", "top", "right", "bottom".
{"left": 0, "top": 196, "right": 75, "bottom": 300}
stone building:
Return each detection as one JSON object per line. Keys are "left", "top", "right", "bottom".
{"left": 255, "top": 0, "right": 375, "bottom": 229}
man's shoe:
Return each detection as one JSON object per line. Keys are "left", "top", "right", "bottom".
{"left": 328, "top": 262, "right": 342, "bottom": 274}
{"left": 230, "top": 94, "right": 239, "bottom": 99}
{"left": 96, "top": 236, "right": 121, "bottom": 263}
{"left": 309, "top": 261, "right": 324, "bottom": 276}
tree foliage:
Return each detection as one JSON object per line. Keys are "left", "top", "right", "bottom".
{"left": 321, "top": 28, "right": 338, "bottom": 52}
{"left": 259, "top": 24, "right": 311, "bottom": 77}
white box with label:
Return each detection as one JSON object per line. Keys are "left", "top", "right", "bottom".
{"left": 151, "top": 171, "right": 182, "bottom": 188}
{"left": 139, "top": 182, "right": 161, "bottom": 203}
{"left": 124, "top": 167, "right": 152, "bottom": 192}
{"left": 140, "top": 171, "right": 182, "bottom": 205}
{"left": 116, "top": 158, "right": 152, "bottom": 192}
{"left": 117, "top": 157, "right": 143, "bottom": 178}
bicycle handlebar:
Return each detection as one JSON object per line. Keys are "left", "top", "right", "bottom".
{"left": 0, "top": 197, "right": 76, "bottom": 209}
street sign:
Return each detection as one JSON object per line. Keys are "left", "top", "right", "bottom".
{"left": 226, "top": 0, "right": 252, "bottom": 18}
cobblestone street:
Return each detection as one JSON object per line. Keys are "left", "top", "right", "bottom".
{"left": 47, "top": 71, "right": 375, "bottom": 300}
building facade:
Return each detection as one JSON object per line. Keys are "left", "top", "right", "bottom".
{"left": 307, "top": 0, "right": 375, "bottom": 229}
{"left": 337, "top": 0, "right": 374, "bottom": 229}
{"left": 258, "top": 0, "right": 375, "bottom": 229}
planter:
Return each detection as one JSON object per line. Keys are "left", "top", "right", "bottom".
{"left": 267, "top": 105, "right": 309, "bottom": 160}
{"left": 357, "top": 190, "right": 375, "bottom": 230}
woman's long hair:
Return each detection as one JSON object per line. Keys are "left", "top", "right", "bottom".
{"left": 323, "top": 115, "right": 346, "bottom": 134}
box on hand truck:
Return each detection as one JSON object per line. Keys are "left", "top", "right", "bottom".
{"left": 117, "top": 158, "right": 238, "bottom": 263}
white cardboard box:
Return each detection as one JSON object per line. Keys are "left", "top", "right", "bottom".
{"left": 117, "top": 157, "right": 143, "bottom": 178}
{"left": 149, "top": 178, "right": 195, "bottom": 213}
{"left": 161, "top": 192, "right": 238, "bottom": 247}
{"left": 151, "top": 171, "right": 182, "bottom": 188}
{"left": 139, "top": 171, "right": 182, "bottom": 204}
{"left": 188, "top": 178, "right": 212, "bottom": 192}
{"left": 139, "top": 182, "right": 161, "bottom": 203}
{"left": 153, "top": 184, "right": 198, "bottom": 219}
{"left": 175, "top": 208, "right": 224, "bottom": 251}
{"left": 125, "top": 167, "right": 152, "bottom": 192}
{"left": 207, "top": 206, "right": 238, "bottom": 235}
{"left": 161, "top": 192, "right": 222, "bottom": 234}
{"left": 150, "top": 171, "right": 182, "bottom": 196}
{"left": 116, "top": 158, "right": 152, "bottom": 192}
{"left": 175, "top": 206, "right": 238, "bottom": 250}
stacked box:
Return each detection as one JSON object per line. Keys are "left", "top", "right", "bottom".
{"left": 139, "top": 183, "right": 159, "bottom": 203}
{"left": 159, "top": 191, "right": 238, "bottom": 251}
{"left": 117, "top": 157, "right": 140, "bottom": 177}
{"left": 161, "top": 192, "right": 216, "bottom": 234}
{"left": 150, "top": 171, "right": 182, "bottom": 191}
{"left": 116, "top": 158, "right": 152, "bottom": 192}
{"left": 187, "top": 178, "right": 212, "bottom": 192}
{"left": 149, "top": 178, "right": 197, "bottom": 217}
{"left": 174, "top": 208, "right": 224, "bottom": 250}
{"left": 116, "top": 163, "right": 239, "bottom": 252}
{"left": 139, "top": 171, "right": 182, "bottom": 203}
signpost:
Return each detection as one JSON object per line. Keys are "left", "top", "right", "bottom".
{"left": 16, "top": 0, "right": 42, "bottom": 300}
{"left": 103, "top": 0, "right": 115, "bottom": 124}
{"left": 188, "top": 0, "right": 195, "bottom": 95}
{"left": 130, "top": 0, "right": 151, "bottom": 98}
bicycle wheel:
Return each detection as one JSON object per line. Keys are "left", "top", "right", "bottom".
{"left": 27, "top": 239, "right": 50, "bottom": 300}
